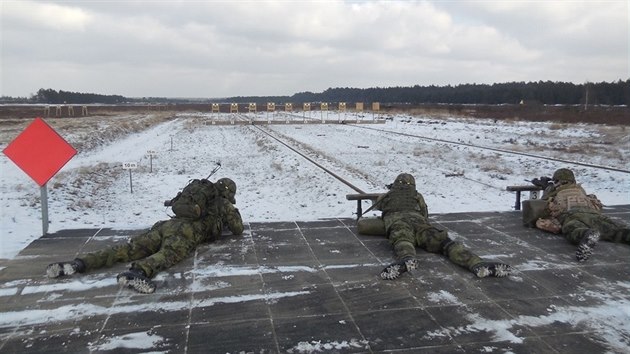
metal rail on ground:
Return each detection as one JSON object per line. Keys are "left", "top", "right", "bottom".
{"left": 233, "top": 114, "right": 367, "bottom": 194}
{"left": 351, "top": 125, "right": 630, "bottom": 174}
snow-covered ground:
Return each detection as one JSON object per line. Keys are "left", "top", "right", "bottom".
{"left": 1, "top": 111, "right": 629, "bottom": 260}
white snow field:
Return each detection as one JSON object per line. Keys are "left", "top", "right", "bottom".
{"left": 1, "top": 111, "right": 628, "bottom": 259}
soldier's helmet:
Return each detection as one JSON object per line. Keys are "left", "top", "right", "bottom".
{"left": 216, "top": 178, "right": 237, "bottom": 204}
{"left": 393, "top": 173, "right": 416, "bottom": 187}
{"left": 552, "top": 168, "right": 576, "bottom": 184}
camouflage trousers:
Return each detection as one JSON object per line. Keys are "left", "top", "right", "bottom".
{"left": 79, "top": 219, "right": 205, "bottom": 278}
{"left": 384, "top": 211, "right": 483, "bottom": 271}
{"left": 559, "top": 210, "right": 630, "bottom": 245}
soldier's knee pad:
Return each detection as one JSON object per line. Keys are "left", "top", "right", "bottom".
{"left": 440, "top": 238, "right": 453, "bottom": 252}
{"left": 440, "top": 238, "right": 462, "bottom": 256}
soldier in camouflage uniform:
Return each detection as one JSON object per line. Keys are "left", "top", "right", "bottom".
{"left": 166, "top": 177, "right": 238, "bottom": 219}
{"left": 216, "top": 177, "right": 237, "bottom": 204}
{"left": 535, "top": 168, "right": 629, "bottom": 262}
{"left": 375, "top": 173, "right": 512, "bottom": 280}
{"left": 46, "top": 189, "right": 243, "bottom": 294}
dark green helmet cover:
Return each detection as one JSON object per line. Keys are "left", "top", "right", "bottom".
{"left": 394, "top": 173, "right": 415, "bottom": 186}
{"left": 216, "top": 178, "right": 237, "bottom": 204}
{"left": 552, "top": 168, "right": 576, "bottom": 184}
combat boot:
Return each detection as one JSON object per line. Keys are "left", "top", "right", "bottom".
{"left": 576, "top": 229, "right": 600, "bottom": 262}
{"left": 46, "top": 259, "right": 86, "bottom": 278}
{"left": 117, "top": 268, "right": 156, "bottom": 294}
{"left": 380, "top": 257, "right": 419, "bottom": 280}
{"left": 471, "top": 262, "right": 512, "bottom": 278}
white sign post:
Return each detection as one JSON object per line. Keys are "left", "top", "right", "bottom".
{"left": 147, "top": 150, "right": 157, "bottom": 173}
{"left": 122, "top": 162, "right": 138, "bottom": 193}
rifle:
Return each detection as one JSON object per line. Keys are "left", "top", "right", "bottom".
{"left": 359, "top": 197, "right": 383, "bottom": 218}
{"left": 206, "top": 162, "right": 222, "bottom": 179}
{"left": 358, "top": 182, "right": 397, "bottom": 218}
{"left": 527, "top": 176, "right": 553, "bottom": 188}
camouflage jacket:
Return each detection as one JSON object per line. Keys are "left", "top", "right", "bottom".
{"left": 541, "top": 183, "right": 602, "bottom": 219}
{"left": 206, "top": 197, "right": 244, "bottom": 240}
{"left": 376, "top": 185, "right": 429, "bottom": 219}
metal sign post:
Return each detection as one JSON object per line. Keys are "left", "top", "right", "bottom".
{"left": 41, "top": 184, "right": 49, "bottom": 234}
{"left": 147, "top": 150, "right": 157, "bottom": 173}
{"left": 123, "top": 162, "right": 138, "bottom": 193}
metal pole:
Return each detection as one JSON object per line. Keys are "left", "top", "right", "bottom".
{"left": 129, "top": 170, "right": 133, "bottom": 193}
{"left": 40, "top": 184, "right": 49, "bottom": 234}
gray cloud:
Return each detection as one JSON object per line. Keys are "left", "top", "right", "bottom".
{"left": 1, "top": 0, "right": 627, "bottom": 98}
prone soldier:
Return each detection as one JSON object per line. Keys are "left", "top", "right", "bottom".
{"left": 46, "top": 179, "right": 243, "bottom": 293}
{"left": 359, "top": 173, "right": 512, "bottom": 280}
{"left": 533, "top": 168, "right": 630, "bottom": 261}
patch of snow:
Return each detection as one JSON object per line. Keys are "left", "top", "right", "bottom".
{"left": 89, "top": 330, "right": 166, "bottom": 351}
{"left": 287, "top": 338, "right": 370, "bottom": 353}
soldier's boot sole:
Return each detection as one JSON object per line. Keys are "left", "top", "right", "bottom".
{"left": 46, "top": 262, "right": 79, "bottom": 278}
{"left": 576, "top": 230, "right": 600, "bottom": 262}
{"left": 117, "top": 271, "right": 157, "bottom": 294}
{"left": 473, "top": 262, "right": 512, "bottom": 278}
{"left": 380, "top": 258, "right": 419, "bottom": 280}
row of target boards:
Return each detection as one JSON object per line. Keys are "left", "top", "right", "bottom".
{"left": 214, "top": 102, "right": 380, "bottom": 113}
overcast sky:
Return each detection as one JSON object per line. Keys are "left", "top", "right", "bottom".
{"left": 1, "top": 0, "right": 628, "bottom": 98}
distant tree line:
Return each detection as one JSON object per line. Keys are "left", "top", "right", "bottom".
{"left": 32, "top": 89, "right": 127, "bottom": 104}
{"left": 0, "top": 80, "right": 627, "bottom": 105}
{"left": 0, "top": 88, "right": 126, "bottom": 104}
{"left": 225, "top": 80, "right": 630, "bottom": 106}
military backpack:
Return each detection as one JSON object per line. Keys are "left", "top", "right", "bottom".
{"left": 168, "top": 179, "right": 219, "bottom": 219}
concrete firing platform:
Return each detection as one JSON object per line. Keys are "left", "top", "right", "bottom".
{"left": 1, "top": 206, "right": 629, "bottom": 353}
